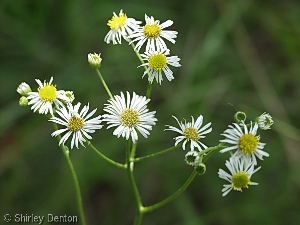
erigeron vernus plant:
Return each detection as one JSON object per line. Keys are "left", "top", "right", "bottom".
{"left": 16, "top": 9, "right": 274, "bottom": 225}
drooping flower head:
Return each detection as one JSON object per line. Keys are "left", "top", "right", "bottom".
{"left": 256, "top": 112, "right": 274, "bottom": 130}
{"left": 102, "top": 92, "right": 157, "bottom": 143}
{"left": 218, "top": 156, "right": 261, "bottom": 196}
{"left": 139, "top": 49, "right": 181, "bottom": 85}
{"left": 27, "top": 77, "right": 71, "bottom": 116}
{"left": 129, "top": 14, "right": 178, "bottom": 52}
{"left": 104, "top": 9, "right": 142, "bottom": 45}
{"left": 219, "top": 122, "right": 269, "bottom": 165}
{"left": 165, "top": 115, "right": 212, "bottom": 151}
{"left": 49, "top": 102, "right": 103, "bottom": 149}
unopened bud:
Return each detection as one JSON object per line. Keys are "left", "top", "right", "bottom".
{"left": 17, "top": 82, "right": 32, "bottom": 96}
{"left": 234, "top": 111, "right": 247, "bottom": 123}
{"left": 88, "top": 53, "right": 102, "bottom": 69}
{"left": 19, "top": 96, "right": 28, "bottom": 106}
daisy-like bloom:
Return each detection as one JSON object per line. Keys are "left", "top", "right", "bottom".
{"left": 49, "top": 102, "right": 103, "bottom": 149}
{"left": 218, "top": 156, "right": 261, "bottom": 196}
{"left": 27, "top": 77, "right": 71, "bottom": 116}
{"left": 256, "top": 112, "right": 274, "bottom": 130}
{"left": 165, "top": 115, "right": 212, "bottom": 151}
{"left": 138, "top": 49, "right": 181, "bottom": 85}
{"left": 129, "top": 14, "right": 178, "bottom": 52}
{"left": 88, "top": 53, "right": 102, "bottom": 69}
{"left": 104, "top": 9, "right": 142, "bottom": 45}
{"left": 184, "top": 151, "right": 200, "bottom": 166}
{"left": 102, "top": 91, "right": 157, "bottom": 143}
{"left": 17, "top": 82, "right": 32, "bottom": 96}
{"left": 220, "top": 122, "right": 269, "bottom": 165}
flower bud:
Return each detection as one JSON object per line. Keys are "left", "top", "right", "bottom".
{"left": 88, "top": 53, "right": 102, "bottom": 69}
{"left": 234, "top": 111, "right": 247, "bottom": 123}
{"left": 63, "top": 91, "right": 75, "bottom": 104}
{"left": 19, "top": 96, "right": 28, "bottom": 106}
{"left": 184, "top": 151, "right": 200, "bottom": 166}
{"left": 195, "top": 163, "right": 206, "bottom": 175}
{"left": 256, "top": 112, "right": 274, "bottom": 130}
{"left": 17, "top": 82, "right": 32, "bottom": 96}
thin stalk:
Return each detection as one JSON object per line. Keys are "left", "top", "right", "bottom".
{"left": 95, "top": 68, "right": 113, "bottom": 99}
{"left": 86, "top": 140, "right": 126, "bottom": 169}
{"left": 133, "top": 144, "right": 182, "bottom": 163}
{"left": 126, "top": 140, "right": 144, "bottom": 225}
{"left": 142, "top": 170, "right": 197, "bottom": 213}
{"left": 52, "top": 123, "right": 87, "bottom": 225}
{"left": 129, "top": 42, "right": 154, "bottom": 99}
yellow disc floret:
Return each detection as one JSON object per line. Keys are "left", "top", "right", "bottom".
{"left": 148, "top": 53, "right": 167, "bottom": 70}
{"left": 143, "top": 23, "right": 161, "bottom": 38}
{"left": 232, "top": 172, "right": 251, "bottom": 191}
{"left": 107, "top": 12, "right": 127, "bottom": 29}
{"left": 38, "top": 84, "right": 57, "bottom": 102}
{"left": 239, "top": 134, "right": 258, "bottom": 154}
{"left": 183, "top": 127, "right": 199, "bottom": 141}
{"left": 120, "top": 109, "right": 139, "bottom": 127}
{"left": 67, "top": 115, "right": 84, "bottom": 131}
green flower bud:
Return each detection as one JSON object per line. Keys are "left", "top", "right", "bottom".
{"left": 195, "top": 163, "right": 206, "bottom": 175}
{"left": 234, "top": 111, "right": 247, "bottom": 123}
{"left": 19, "top": 96, "right": 28, "bottom": 106}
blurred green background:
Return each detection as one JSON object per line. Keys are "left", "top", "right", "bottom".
{"left": 1, "top": 0, "right": 300, "bottom": 224}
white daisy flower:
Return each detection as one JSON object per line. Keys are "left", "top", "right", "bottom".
{"left": 256, "top": 112, "right": 274, "bottom": 130}
{"left": 165, "top": 115, "right": 212, "bottom": 151}
{"left": 218, "top": 156, "right": 261, "bottom": 196}
{"left": 102, "top": 92, "right": 157, "bottom": 143}
{"left": 220, "top": 122, "right": 269, "bottom": 165}
{"left": 138, "top": 49, "right": 181, "bottom": 85}
{"left": 129, "top": 14, "right": 178, "bottom": 52}
{"left": 104, "top": 9, "right": 142, "bottom": 45}
{"left": 27, "top": 77, "right": 70, "bottom": 116}
{"left": 184, "top": 151, "right": 200, "bottom": 166}
{"left": 49, "top": 102, "right": 103, "bottom": 149}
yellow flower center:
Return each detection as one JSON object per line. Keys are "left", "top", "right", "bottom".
{"left": 148, "top": 53, "right": 167, "bottom": 70}
{"left": 183, "top": 127, "right": 199, "bottom": 141}
{"left": 38, "top": 84, "right": 57, "bottom": 102}
{"left": 232, "top": 172, "right": 250, "bottom": 191}
{"left": 120, "top": 109, "right": 139, "bottom": 127}
{"left": 239, "top": 134, "right": 258, "bottom": 154}
{"left": 143, "top": 23, "right": 161, "bottom": 38}
{"left": 107, "top": 12, "right": 127, "bottom": 29}
{"left": 67, "top": 115, "right": 84, "bottom": 131}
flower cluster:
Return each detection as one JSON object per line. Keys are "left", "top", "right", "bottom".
{"left": 104, "top": 9, "right": 181, "bottom": 85}
{"left": 17, "top": 9, "right": 274, "bottom": 203}
{"left": 218, "top": 112, "right": 273, "bottom": 196}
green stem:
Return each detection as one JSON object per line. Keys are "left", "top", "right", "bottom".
{"left": 133, "top": 144, "right": 182, "bottom": 163}
{"left": 139, "top": 144, "right": 226, "bottom": 214}
{"left": 95, "top": 68, "right": 113, "bottom": 99}
{"left": 129, "top": 42, "right": 154, "bottom": 99}
{"left": 145, "top": 82, "right": 153, "bottom": 99}
{"left": 52, "top": 123, "right": 87, "bottom": 225}
{"left": 202, "top": 143, "right": 226, "bottom": 163}
{"left": 86, "top": 140, "right": 126, "bottom": 169}
{"left": 142, "top": 170, "right": 197, "bottom": 213}
{"left": 126, "top": 140, "right": 144, "bottom": 225}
